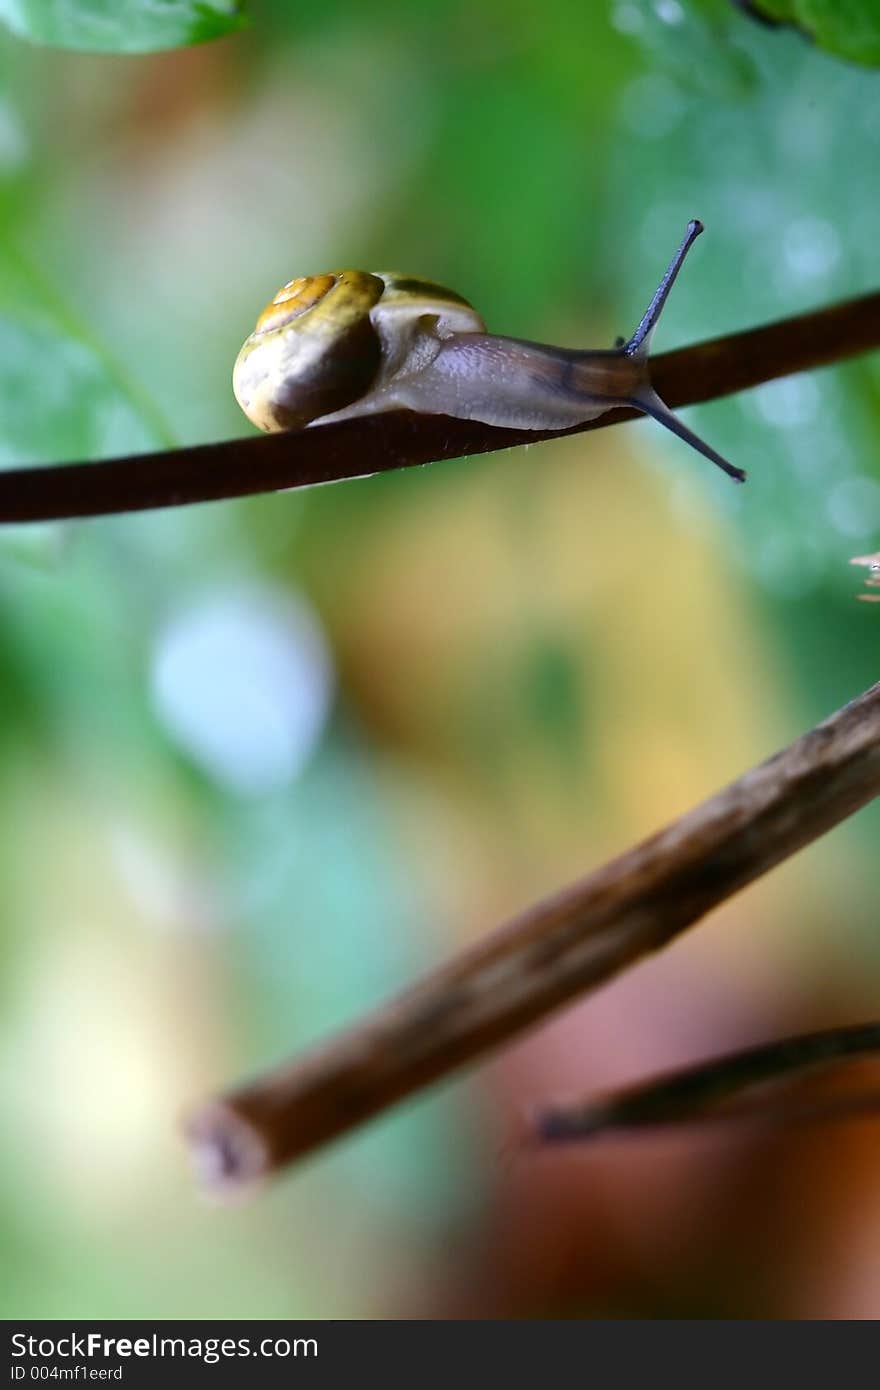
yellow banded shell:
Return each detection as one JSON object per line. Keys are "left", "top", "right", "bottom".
{"left": 233, "top": 270, "right": 484, "bottom": 432}
{"left": 233, "top": 270, "right": 385, "bottom": 432}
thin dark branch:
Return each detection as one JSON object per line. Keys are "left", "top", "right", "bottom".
{"left": 537, "top": 1021, "right": 880, "bottom": 1142}
{"left": 185, "top": 679, "right": 880, "bottom": 1191}
{"left": 1, "top": 290, "right": 879, "bottom": 523}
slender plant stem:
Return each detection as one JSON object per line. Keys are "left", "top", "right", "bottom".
{"left": 185, "top": 679, "right": 880, "bottom": 1191}
{"left": 1, "top": 291, "right": 879, "bottom": 523}
{"left": 537, "top": 1021, "right": 880, "bottom": 1142}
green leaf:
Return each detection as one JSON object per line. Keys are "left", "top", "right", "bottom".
{"left": 0, "top": 315, "right": 162, "bottom": 465}
{"left": 0, "top": 245, "right": 171, "bottom": 466}
{"left": 0, "top": 0, "right": 245, "bottom": 53}
{"left": 743, "top": 0, "right": 880, "bottom": 66}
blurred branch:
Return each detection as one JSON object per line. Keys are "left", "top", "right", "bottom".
{"left": 186, "top": 678, "right": 880, "bottom": 1191}
{"left": 851, "top": 551, "right": 880, "bottom": 602}
{"left": 2, "top": 290, "right": 879, "bottom": 523}
{"left": 537, "top": 1021, "right": 880, "bottom": 1142}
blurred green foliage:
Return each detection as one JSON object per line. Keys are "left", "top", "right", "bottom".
{"left": 0, "top": 0, "right": 879, "bottom": 1320}
{"left": 0, "top": 0, "right": 245, "bottom": 52}
{"left": 746, "top": 0, "right": 880, "bottom": 65}
{"left": 0, "top": 242, "right": 168, "bottom": 465}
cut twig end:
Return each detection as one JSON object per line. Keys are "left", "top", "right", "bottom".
{"left": 185, "top": 1103, "right": 271, "bottom": 1198}
{"left": 535, "top": 1103, "right": 607, "bottom": 1144}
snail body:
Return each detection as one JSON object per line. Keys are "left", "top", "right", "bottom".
{"left": 233, "top": 222, "right": 744, "bottom": 482}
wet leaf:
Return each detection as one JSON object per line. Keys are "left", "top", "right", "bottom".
{"left": 741, "top": 0, "right": 880, "bottom": 66}
{"left": 0, "top": 0, "right": 244, "bottom": 53}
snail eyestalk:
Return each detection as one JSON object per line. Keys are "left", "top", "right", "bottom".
{"left": 623, "top": 219, "right": 745, "bottom": 483}
{"left": 626, "top": 219, "right": 704, "bottom": 358}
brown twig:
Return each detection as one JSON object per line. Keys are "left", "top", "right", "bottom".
{"left": 537, "top": 1021, "right": 880, "bottom": 1142}
{"left": 851, "top": 551, "right": 880, "bottom": 602}
{"left": 185, "top": 679, "right": 880, "bottom": 1190}
{"left": 2, "top": 291, "right": 879, "bottom": 523}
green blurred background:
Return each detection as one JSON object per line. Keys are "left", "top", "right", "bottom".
{"left": 1, "top": 0, "right": 879, "bottom": 1319}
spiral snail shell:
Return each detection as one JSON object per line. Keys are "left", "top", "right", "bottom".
{"left": 233, "top": 222, "right": 744, "bottom": 482}
{"left": 233, "top": 269, "right": 485, "bottom": 432}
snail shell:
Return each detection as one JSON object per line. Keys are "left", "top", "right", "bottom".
{"left": 232, "top": 270, "right": 485, "bottom": 432}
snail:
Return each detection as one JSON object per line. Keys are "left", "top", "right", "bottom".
{"left": 233, "top": 220, "right": 744, "bottom": 482}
